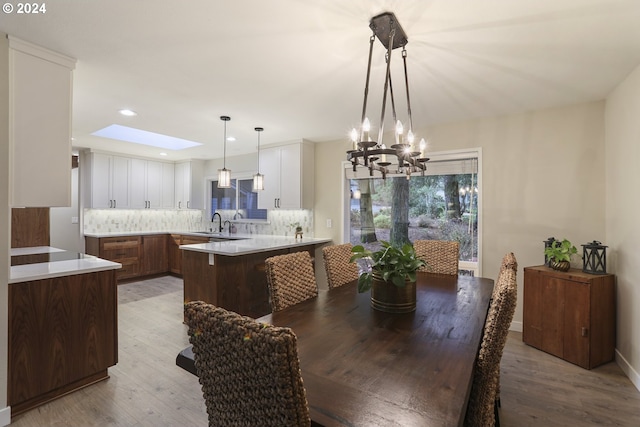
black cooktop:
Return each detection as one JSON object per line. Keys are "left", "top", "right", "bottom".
{"left": 11, "top": 251, "right": 85, "bottom": 267}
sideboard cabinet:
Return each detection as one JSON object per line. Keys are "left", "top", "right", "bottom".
{"left": 523, "top": 266, "right": 615, "bottom": 369}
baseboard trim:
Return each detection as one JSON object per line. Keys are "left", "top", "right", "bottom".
{"left": 0, "top": 406, "right": 11, "bottom": 426}
{"left": 615, "top": 349, "right": 640, "bottom": 393}
{"left": 509, "top": 320, "right": 523, "bottom": 332}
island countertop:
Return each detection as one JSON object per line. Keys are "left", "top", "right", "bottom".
{"left": 10, "top": 246, "right": 122, "bottom": 284}
{"left": 179, "top": 234, "right": 332, "bottom": 256}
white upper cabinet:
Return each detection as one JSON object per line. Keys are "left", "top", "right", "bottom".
{"left": 131, "top": 159, "right": 175, "bottom": 209}
{"left": 86, "top": 152, "right": 131, "bottom": 209}
{"left": 174, "top": 160, "right": 204, "bottom": 210}
{"left": 8, "top": 37, "right": 76, "bottom": 207}
{"left": 85, "top": 152, "right": 177, "bottom": 209}
{"left": 258, "top": 141, "right": 314, "bottom": 210}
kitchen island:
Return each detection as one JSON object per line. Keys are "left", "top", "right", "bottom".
{"left": 9, "top": 247, "right": 121, "bottom": 416}
{"left": 180, "top": 235, "right": 331, "bottom": 318}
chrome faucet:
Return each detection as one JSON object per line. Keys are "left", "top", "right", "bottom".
{"left": 211, "top": 212, "right": 223, "bottom": 233}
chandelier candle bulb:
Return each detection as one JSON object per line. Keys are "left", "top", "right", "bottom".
{"left": 407, "top": 129, "right": 415, "bottom": 150}
{"left": 419, "top": 138, "right": 427, "bottom": 157}
{"left": 362, "top": 118, "right": 371, "bottom": 142}
{"left": 381, "top": 144, "right": 387, "bottom": 162}
{"left": 350, "top": 128, "right": 359, "bottom": 150}
{"left": 396, "top": 120, "right": 403, "bottom": 144}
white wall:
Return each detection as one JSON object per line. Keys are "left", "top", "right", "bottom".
{"left": 50, "top": 166, "right": 82, "bottom": 251}
{"left": 605, "top": 63, "right": 640, "bottom": 390}
{"left": 0, "top": 33, "right": 12, "bottom": 425}
{"left": 314, "top": 101, "right": 607, "bottom": 331}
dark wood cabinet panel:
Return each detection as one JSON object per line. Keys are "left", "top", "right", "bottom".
{"left": 523, "top": 266, "right": 615, "bottom": 369}
{"left": 169, "top": 234, "right": 210, "bottom": 276}
{"left": 140, "top": 234, "right": 168, "bottom": 276}
{"left": 11, "top": 207, "right": 50, "bottom": 248}
{"left": 8, "top": 270, "right": 118, "bottom": 415}
{"left": 86, "top": 236, "right": 141, "bottom": 281}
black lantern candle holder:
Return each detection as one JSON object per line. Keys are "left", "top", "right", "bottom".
{"left": 543, "top": 237, "right": 557, "bottom": 266}
{"left": 582, "top": 241, "right": 608, "bottom": 274}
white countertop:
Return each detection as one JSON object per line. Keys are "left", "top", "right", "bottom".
{"left": 179, "top": 235, "right": 332, "bottom": 256}
{"left": 10, "top": 246, "right": 122, "bottom": 284}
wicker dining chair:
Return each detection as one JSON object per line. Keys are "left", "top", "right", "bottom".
{"left": 494, "top": 252, "right": 518, "bottom": 410}
{"left": 265, "top": 251, "right": 318, "bottom": 312}
{"left": 184, "top": 301, "right": 311, "bottom": 427}
{"left": 322, "top": 243, "right": 359, "bottom": 289}
{"left": 464, "top": 254, "right": 518, "bottom": 427}
{"left": 413, "top": 240, "right": 460, "bottom": 275}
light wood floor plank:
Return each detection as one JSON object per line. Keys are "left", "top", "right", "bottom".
{"left": 9, "top": 275, "right": 640, "bottom": 426}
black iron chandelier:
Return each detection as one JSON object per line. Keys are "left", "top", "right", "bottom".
{"left": 346, "top": 12, "right": 429, "bottom": 179}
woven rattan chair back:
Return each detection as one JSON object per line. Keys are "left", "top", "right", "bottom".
{"left": 464, "top": 254, "right": 518, "bottom": 427}
{"left": 322, "top": 243, "right": 359, "bottom": 289}
{"left": 414, "top": 240, "right": 460, "bottom": 275}
{"left": 184, "top": 301, "right": 311, "bottom": 427}
{"left": 265, "top": 251, "right": 318, "bottom": 312}
{"left": 493, "top": 251, "right": 517, "bottom": 409}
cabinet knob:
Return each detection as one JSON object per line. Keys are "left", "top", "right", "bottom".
{"left": 581, "top": 327, "right": 588, "bottom": 337}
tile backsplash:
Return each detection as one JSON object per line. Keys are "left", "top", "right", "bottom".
{"left": 83, "top": 209, "right": 313, "bottom": 236}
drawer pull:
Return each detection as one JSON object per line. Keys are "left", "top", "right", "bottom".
{"left": 581, "top": 327, "right": 588, "bottom": 337}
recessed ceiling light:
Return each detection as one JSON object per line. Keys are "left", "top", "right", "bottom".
{"left": 226, "top": 136, "right": 236, "bottom": 142}
{"left": 119, "top": 109, "right": 137, "bottom": 117}
{"left": 159, "top": 152, "right": 168, "bottom": 156}
{"left": 91, "top": 124, "right": 203, "bottom": 150}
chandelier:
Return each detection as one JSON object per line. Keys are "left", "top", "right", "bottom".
{"left": 346, "top": 12, "right": 429, "bottom": 179}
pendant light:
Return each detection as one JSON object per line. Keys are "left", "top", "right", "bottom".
{"left": 217, "top": 115, "right": 231, "bottom": 188}
{"left": 252, "top": 127, "right": 264, "bottom": 191}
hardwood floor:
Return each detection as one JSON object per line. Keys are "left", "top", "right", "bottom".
{"left": 9, "top": 275, "right": 640, "bottom": 426}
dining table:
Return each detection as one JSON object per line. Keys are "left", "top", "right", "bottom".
{"left": 259, "top": 272, "right": 494, "bottom": 427}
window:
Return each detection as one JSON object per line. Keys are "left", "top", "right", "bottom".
{"left": 344, "top": 149, "right": 481, "bottom": 276}
{"left": 210, "top": 177, "right": 267, "bottom": 220}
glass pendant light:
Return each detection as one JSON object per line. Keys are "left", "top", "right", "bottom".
{"left": 252, "top": 127, "right": 264, "bottom": 191}
{"left": 217, "top": 116, "right": 231, "bottom": 188}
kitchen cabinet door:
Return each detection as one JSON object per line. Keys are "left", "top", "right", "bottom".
{"left": 130, "top": 158, "right": 148, "bottom": 208}
{"left": 257, "top": 146, "right": 281, "bottom": 209}
{"left": 131, "top": 159, "right": 174, "bottom": 209}
{"left": 89, "top": 153, "right": 131, "bottom": 209}
{"left": 9, "top": 37, "right": 76, "bottom": 207}
{"left": 257, "top": 141, "right": 314, "bottom": 210}
{"left": 174, "top": 160, "right": 203, "bottom": 209}
{"left": 141, "top": 234, "right": 168, "bottom": 275}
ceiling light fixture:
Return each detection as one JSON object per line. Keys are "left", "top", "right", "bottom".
{"left": 119, "top": 109, "right": 137, "bottom": 116}
{"left": 252, "top": 127, "right": 265, "bottom": 191}
{"left": 346, "top": 12, "right": 429, "bottom": 180}
{"left": 218, "top": 116, "right": 232, "bottom": 188}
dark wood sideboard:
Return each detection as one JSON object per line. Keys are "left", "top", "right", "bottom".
{"left": 523, "top": 265, "right": 615, "bottom": 369}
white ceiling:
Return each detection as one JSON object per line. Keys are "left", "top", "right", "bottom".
{"left": 2, "top": 0, "right": 640, "bottom": 161}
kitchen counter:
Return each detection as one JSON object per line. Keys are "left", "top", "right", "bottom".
{"left": 179, "top": 234, "right": 331, "bottom": 256}
{"left": 8, "top": 246, "right": 120, "bottom": 416}
{"left": 10, "top": 246, "right": 122, "bottom": 284}
{"left": 181, "top": 235, "right": 332, "bottom": 318}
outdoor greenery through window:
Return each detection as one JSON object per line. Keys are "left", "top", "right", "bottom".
{"left": 346, "top": 152, "right": 480, "bottom": 275}
{"left": 211, "top": 178, "right": 267, "bottom": 220}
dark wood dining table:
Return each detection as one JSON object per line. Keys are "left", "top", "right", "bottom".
{"left": 259, "top": 272, "right": 494, "bottom": 427}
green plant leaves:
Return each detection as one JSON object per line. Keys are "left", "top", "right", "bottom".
{"left": 350, "top": 240, "right": 426, "bottom": 292}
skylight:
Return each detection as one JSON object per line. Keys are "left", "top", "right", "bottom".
{"left": 91, "top": 124, "right": 202, "bottom": 150}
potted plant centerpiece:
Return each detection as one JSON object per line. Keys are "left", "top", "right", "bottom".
{"left": 350, "top": 240, "right": 426, "bottom": 313}
{"left": 544, "top": 238, "right": 577, "bottom": 271}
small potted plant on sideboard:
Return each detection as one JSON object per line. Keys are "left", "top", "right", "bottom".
{"left": 544, "top": 238, "right": 577, "bottom": 271}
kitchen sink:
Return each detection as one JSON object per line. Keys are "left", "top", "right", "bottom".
{"left": 193, "top": 231, "right": 247, "bottom": 241}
